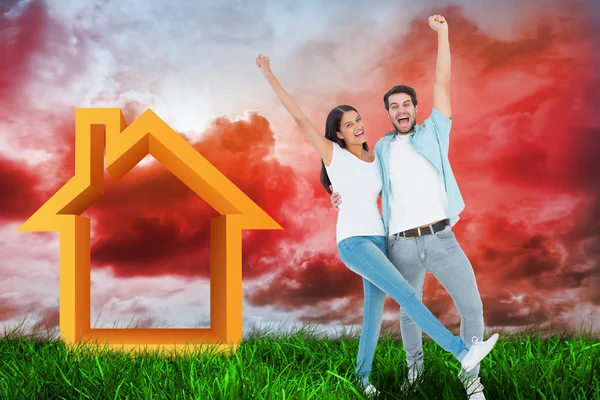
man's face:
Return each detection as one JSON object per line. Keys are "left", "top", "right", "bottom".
{"left": 387, "top": 93, "right": 417, "bottom": 134}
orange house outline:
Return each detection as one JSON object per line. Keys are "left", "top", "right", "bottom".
{"left": 18, "top": 108, "right": 282, "bottom": 353}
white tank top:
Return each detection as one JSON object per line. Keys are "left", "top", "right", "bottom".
{"left": 324, "top": 142, "right": 385, "bottom": 243}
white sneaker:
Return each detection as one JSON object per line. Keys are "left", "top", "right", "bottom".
{"left": 460, "top": 334, "right": 499, "bottom": 373}
{"left": 462, "top": 377, "right": 486, "bottom": 400}
{"left": 401, "top": 366, "right": 422, "bottom": 391}
{"left": 408, "top": 366, "right": 422, "bottom": 384}
{"left": 362, "top": 383, "right": 380, "bottom": 397}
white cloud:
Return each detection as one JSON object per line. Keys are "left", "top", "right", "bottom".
{"left": 0, "top": 223, "right": 60, "bottom": 330}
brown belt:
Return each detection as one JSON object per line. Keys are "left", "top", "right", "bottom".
{"left": 393, "top": 219, "right": 450, "bottom": 238}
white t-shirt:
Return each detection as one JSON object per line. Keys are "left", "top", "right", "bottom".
{"left": 388, "top": 134, "right": 449, "bottom": 235}
{"left": 325, "top": 142, "right": 385, "bottom": 243}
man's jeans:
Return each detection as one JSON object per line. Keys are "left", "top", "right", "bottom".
{"left": 337, "top": 235, "right": 471, "bottom": 385}
{"left": 387, "top": 225, "right": 484, "bottom": 381}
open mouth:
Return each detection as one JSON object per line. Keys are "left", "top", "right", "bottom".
{"left": 396, "top": 116, "right": 410, "bottom": 127}
{"left": 355, "top": 130, "right": 365, "bottom": 138}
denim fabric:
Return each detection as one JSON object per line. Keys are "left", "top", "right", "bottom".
{"left": 337, "top": 234, "right": 470, "bottom": 384}
{"left": 387, "top": 225, "right": 484, "bottom": 380}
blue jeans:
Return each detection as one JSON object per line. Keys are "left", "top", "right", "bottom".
{"left": 337, "top": 235, "right": 470, "bottom": 385}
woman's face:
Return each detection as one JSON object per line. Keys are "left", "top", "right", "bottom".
{"left": 337, "top": 110, "right": 366, "bottom": 145}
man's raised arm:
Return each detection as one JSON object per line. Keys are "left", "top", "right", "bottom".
{"left": 430, "top": 15, "right": 451, "bottom": 119}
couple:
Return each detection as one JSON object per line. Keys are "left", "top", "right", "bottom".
{"left": 257, "top": 15, "right": 496, "bottom": 399}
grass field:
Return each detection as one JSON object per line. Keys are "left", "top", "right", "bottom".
{"left": 1, "top": 323, "right": 598, "bottom": 399}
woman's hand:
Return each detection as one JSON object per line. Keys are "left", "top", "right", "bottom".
{"left": 255, "top": 52, "right": 333, "bottom": 165}
{"left": 256, "top": 54, "right": 273, "bottom": 76}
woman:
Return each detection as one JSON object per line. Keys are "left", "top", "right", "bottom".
{"left": 255, "top": 54, "right": 498, "bottom": 396}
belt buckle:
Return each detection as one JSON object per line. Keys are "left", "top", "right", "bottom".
{"left": 417, "top": 227, "right": 422, "bottom": 237}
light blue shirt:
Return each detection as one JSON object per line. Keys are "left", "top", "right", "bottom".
{"left": 374, "top": 108, "right": 465, "bottom": 236}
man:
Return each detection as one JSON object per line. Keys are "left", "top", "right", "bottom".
{"left": 330, "top": 15, "right": 488, "bottom": 399}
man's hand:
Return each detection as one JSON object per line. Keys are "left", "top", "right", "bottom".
{"left": 329, "top": 185, "right": 342, "bottom": 210}
{"left": 256, "top": 54, "right": 273, "bottom": 76}
{"left": 429, "top": 14, "right": 448, "bottom": 33}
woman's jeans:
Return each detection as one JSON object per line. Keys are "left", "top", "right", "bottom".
{"left": 337, "top": 235, "right": 470, "bottom": 385}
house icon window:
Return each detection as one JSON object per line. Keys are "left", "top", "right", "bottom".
{"left": 18, "top": 108, "right": 283, "bottom": 354}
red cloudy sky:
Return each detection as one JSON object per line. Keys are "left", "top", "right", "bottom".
{"left": 1, "top": 0, "right": 599, "bottom": 336}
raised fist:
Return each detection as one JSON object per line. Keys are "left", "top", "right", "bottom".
{"left": 256, "top": 54, "right": 272, "bottom": 75}
{"left": 428, "top": 15, "right": 448, "bottom": 33}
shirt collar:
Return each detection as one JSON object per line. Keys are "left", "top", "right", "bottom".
{"left": 386, "top": 123, "right": 420, "bottom": 140}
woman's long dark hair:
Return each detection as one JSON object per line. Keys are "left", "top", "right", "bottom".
{"left": 320, "top": 105, "right": 369, "bottom": 194}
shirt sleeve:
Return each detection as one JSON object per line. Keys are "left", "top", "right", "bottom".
{"left": 426, "top": 107, "right": 452, "bottom": 137}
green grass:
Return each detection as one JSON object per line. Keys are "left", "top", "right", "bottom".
{"left": 1, "top": 322, "right": 598, "bottom": 400}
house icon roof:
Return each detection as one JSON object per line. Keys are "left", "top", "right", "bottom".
{"left": 18, "top": 108, "right": 283, "bottom": 354}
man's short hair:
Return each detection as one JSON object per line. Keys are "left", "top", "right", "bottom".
{"left": 383, "top": 85, "right": 418, "bottom": 110}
